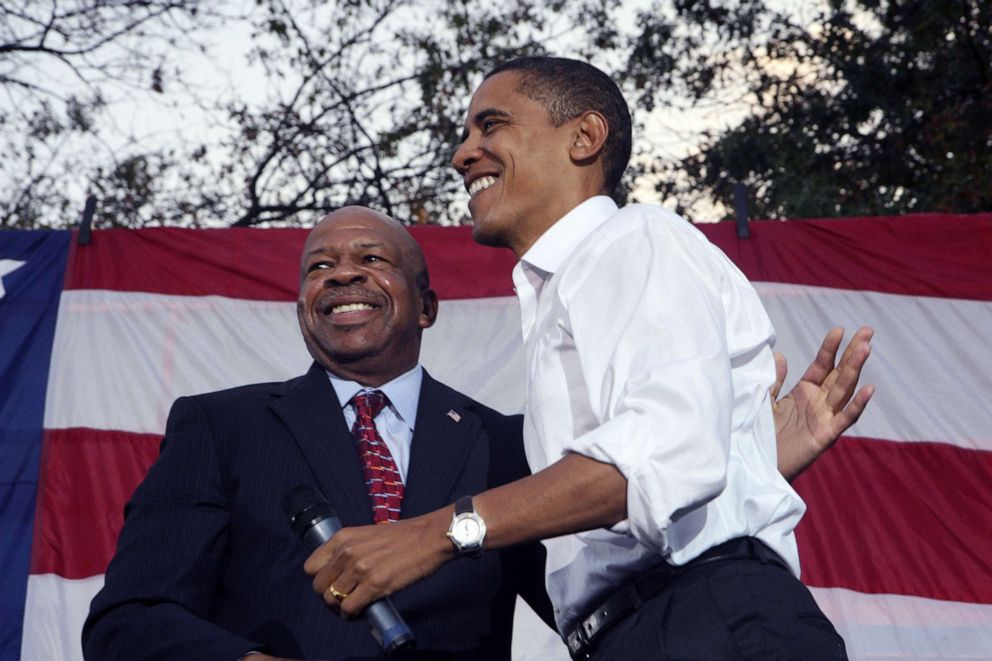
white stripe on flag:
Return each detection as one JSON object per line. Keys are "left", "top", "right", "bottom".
{"left": 45, "top": 291, "right": 311, "bottom": 433}
{"left": 21, "top": 574, "right": 103, "bottom": 661}
{"left": 46, "top": 286, "right": 992, "bottom": 451}
{"left": 812, "top": 587, "right": 992, "bottom": 659}
{"left": 421, "top": 296, "right": 525, "bottom": 414}
{"left": 759, "top": 283, "right": 992, "bottom": 449}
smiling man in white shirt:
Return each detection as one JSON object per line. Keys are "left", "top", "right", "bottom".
{"left": 306, "top": 56, "right": 872, "bottom": 660}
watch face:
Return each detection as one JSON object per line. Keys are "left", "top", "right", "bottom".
{"left": 453, "top": 517, "right": 482, "bottom": 544}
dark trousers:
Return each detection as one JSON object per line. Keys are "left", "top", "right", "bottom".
{"left": 588, "top": 557, "right": 847, "bottom": 660}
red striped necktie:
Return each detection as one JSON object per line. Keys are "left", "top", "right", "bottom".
{"left": 351, "top": 390, "right": 404, "bottom": 524}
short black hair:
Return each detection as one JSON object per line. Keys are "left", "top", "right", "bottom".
{"left": 485, "top": 56, "right": 632, "bottom": 194}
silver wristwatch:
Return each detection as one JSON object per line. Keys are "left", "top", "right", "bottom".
{"left": 446, "top": 495, "right": 486, "bottom": 558}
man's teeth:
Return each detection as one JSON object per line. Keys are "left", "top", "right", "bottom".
{"left": 332, "top": 303, "right": 375, "bottom": 314}
{"left": 468, "top": 176, "right": 497, "bottom": 196}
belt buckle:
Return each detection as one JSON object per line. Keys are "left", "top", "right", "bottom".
{"left": 566, "top": 621, "right": 592, "bottom": 659}
{"left": 566, "top": 564, "right": 671, "bottom": 659}
{"left": 566, "top": 599, "right": 616, "bottom": 659}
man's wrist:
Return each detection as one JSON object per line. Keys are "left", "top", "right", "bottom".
{"left": 446, "top": 495, "right": 486, "bottom": 557}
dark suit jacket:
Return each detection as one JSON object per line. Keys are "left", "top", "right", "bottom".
{"left": 83, "top": 364, "right": 552, "bottom": 660}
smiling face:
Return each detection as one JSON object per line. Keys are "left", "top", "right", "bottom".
{"left": 452, "top": 71, "right": 583, "bottom": 257}
{"left": 297, "top": 207, "right": 438, "bottom": 386}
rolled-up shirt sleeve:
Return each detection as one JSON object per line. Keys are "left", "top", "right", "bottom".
{"left": 558, "top": 217, "right": 735, "bottom": 554}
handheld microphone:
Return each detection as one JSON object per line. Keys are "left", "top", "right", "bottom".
{"left": 283, "top": 484, "right": 416, "bottom": 653}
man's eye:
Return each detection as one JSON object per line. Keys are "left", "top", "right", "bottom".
{"left": 364, "top": 254, "right": 384, "bottom": 263}
{"left": 307, "top": 261, "right": 331, "bottom": 272}
{"left": 482, "top": 119, "right": 499, "bottom": 132}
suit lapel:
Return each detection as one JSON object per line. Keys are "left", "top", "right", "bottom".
{"left": 269, "top": 363, "right": 374, "bottom": 527}
{"left": 402, "top": 372, "right": 482, "bottom": 517}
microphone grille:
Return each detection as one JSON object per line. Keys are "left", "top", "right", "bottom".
{"left": 282, "top": 483, "right": 329, "bottom": 519}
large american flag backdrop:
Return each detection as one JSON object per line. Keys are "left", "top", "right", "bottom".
{"left": 1, "top": 213, "right": 990, "bottom": 660}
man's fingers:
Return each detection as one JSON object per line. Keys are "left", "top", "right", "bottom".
{"left": 315, "top": 555, "right": 370, "bottom": 614}
{"left": 825, "top": 327, "right": 874, "bottom": 410}
{"left": 834, "top": 326, "right": 874, "bottom": 378}
{"left": 771, "top": 351, "right": 787, "bottom": 401}
{"left": 307, "top": 537, "right": 358, "bottom": 605}
{"left": 309, "top": 535, "right": 391, "bottom": 614}
{"left": 325, "top": 569, "right": 358, "bottom": 599}
{"left": 337, "top": 582, "right": 380, "bottom": 617}
{"left": 821, "top": 367, "right": 841, "bottom": 394}
{"left": 800, "top": 327, "right": 845, "bottom": 384}
{"left": 328, "top": 558, "right": 398, "bottom": 617}
{"left": 853, "top": 325, "right": 875, "bottom": 342}
{"left": 313, "top": 563, "right": 340, "bottom": 602}
{"left": 303, "top": 541, "right": 335, "bottom": 577}
{"left": 830, "top": 384, "right": 875, "bottom": 433}
{"left": 844, "top": 386, "right": 875, "bottom": 426}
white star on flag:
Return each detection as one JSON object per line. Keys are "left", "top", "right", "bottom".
{"left": 0, "top": 259, "right": 26, "bottom": 300}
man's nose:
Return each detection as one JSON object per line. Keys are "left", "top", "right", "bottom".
{"left": 451, "top": 136, "right": 479, "bottom": 174}
{"left": 324, "top": 260, "right": 366, "bottom": 286}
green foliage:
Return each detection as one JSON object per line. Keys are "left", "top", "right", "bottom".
{"left": 646, "top": 0, "right": 992, "bottom": 219}
{"left": 2, "top": 0, "right": 988, "bottom": 227}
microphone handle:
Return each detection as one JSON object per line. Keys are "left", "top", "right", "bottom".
{"left": 302, "top": 516, "right": 415, "bottom": 653}
{"left": 301, "top": 517, "right": 343, "bottom": 550}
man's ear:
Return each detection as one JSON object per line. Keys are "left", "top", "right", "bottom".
{"left": 569, "top": 110, "right": 609, "bottom": 164}
{"left": 419, "top": 287, "right": 439, "bottom": 329}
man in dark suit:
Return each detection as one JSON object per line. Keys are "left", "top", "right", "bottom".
{"left": 82, "top": 206, "right": 551, "bottom": 660}
{"left": 83, "top": 205, "right": 870, "bottom": 660}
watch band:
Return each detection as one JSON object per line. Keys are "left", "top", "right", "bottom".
{"left": 455, "top": 495, "right": 473, "bottom": 515}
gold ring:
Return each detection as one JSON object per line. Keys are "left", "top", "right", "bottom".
{"left": 328, "top": 585, "right": 349, "bottom": 601}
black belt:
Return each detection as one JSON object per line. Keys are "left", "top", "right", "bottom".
{"left": 564, "top": 537, "right": 789, "bottom": 660}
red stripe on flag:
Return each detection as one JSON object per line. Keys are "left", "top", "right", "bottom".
{"left": 64, "top": 228, "right": 302, "bottom": 301}
{"left": 31, "top": 428, "right": 160, "bottom": 579}
{"left": 707, "top": 213, "right": 992, "bottom": 301}
{"left": 64, "top": 226, "right": 517, "bottom": 301}
{"left": 65, "top": 214, "right": 992, "bottom": 302}
{"left": 33, "top": 427, "right": 992, "bottom": 609}
{"left": 411, "top": 226, "right": 517, "bottom": 299}
{"left": 795, "top": 436, "right": 992, "bottom": 604}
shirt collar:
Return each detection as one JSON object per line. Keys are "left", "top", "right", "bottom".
{"left": 520, "top": 195, "right": 618, "bottom": 276}
{"left": 326, "top": 364, "right": 423, "bottom": 430}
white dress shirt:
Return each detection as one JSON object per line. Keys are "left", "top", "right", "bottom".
{"left": 513, "top": 196, "right": 806, "bottom": 633}
{"left": 326, "top": 365, "right": 423, "bottom": 482}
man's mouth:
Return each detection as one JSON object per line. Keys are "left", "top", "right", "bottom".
{"left": 468, "top": 175, "right": 497, "bottom": 197}
{"left": 331, "top": 302, "right": 377, "bottom": 314}
{"left": 319, "top": 294, "right": 383, "bottom": 316}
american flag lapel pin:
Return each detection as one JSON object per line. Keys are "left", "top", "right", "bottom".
{"left": 446, "top": 409, "right": 461, "bottom": 423}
